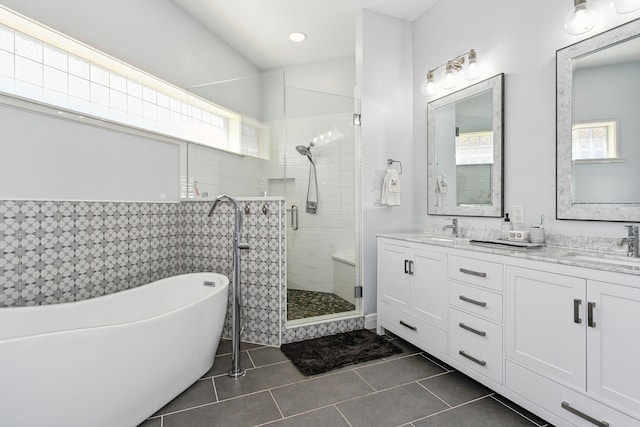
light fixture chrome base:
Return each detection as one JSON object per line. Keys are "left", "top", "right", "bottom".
{"left": 227, "top": 368, "right": 246, "bottom": 378}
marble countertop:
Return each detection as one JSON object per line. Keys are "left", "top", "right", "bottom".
{"left": 378, "top": 233, "right": 640, "bottom": 276}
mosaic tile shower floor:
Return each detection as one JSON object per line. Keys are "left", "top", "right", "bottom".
{"left": 287, "top": 289, "right": 356, "bottom": 320}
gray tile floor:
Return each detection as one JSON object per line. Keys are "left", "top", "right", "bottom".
{"left": 140, "top": 335, "right": 553, "bottom": 427}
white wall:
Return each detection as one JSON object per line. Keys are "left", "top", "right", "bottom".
{"left": 0, "top": 0, "right": 257, "bottom": 86}
{"left": 268, "top": 56, "right": 355, "bottom": 98}
{"left": 358, "top": 10, "right": 414, "bottom": 315}
{"left": 412, "top": 0, "right": 640, "bottom": 238}
{"left": 0, "top": 105, "right": 180, "bottom": 201}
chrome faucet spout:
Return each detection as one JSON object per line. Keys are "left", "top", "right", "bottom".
{"left": 618, "top": 225, "right": 639, "bottom": 258}
{"left": 443, "top": 218, "right": 459, "bottom": 238}
{"left": 208, "top": 194, "right": 234, "bottom": 217}
{"left": 208, "top": 194, "right": 247, "bottom": 378}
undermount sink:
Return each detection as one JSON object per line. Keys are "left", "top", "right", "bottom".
{"left": 421, "top": 235, "right": 468, "bottom": 244}
{"left": 566, "top": 253, "right": 640, "bottom": 268}
{"left": 425, "top": 236, "right": 457, "bottom": 242}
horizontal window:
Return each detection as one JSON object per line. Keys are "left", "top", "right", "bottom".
{"left": 0, "top": 6, "right": 268, "bottom": 158}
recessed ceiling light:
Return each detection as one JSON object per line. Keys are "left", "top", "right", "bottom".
{"left": 289, "top": 32, "right": 307, "bottom": 42}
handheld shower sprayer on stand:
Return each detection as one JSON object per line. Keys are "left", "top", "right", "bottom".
{"left": 208, "top": 195, "right": 249, "bottom": 378}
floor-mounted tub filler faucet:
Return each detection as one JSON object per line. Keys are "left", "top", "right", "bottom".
{"left": 208, "top": 195, "right": 250, "bottom": 378}
{"left": 443, "top": 218, "right": 459, "bottom": 238}
{"left": 618, "top": 225, "right": 639, "bottom": 258}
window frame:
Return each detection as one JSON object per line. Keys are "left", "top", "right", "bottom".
{"left": 571, "top": 120, "right": 621, "bottom": 164}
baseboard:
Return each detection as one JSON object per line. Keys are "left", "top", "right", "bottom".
{"left": 364, "top": 313, "right": 377, "bottom": 330}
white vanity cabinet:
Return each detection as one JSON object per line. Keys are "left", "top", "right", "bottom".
{"left": 449, "top": 255, "right": 504, "bottom": 384}
{"left": 377, "top": 235, "right": 640, "bottom": 427}
{"left": 506, "top": 265, "right": 640, "bottom": 426}
{"left": 377, "top": 238, "right": 448, "bottom": 356}
{"left": 505, "top": 266, "right": 587, "bottom": 388}
{"left": 587, "top": 280, "right": 640, "bottom": 416}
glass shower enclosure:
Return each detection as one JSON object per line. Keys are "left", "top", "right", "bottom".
{"left": 185, "top": 72, "right": 361, "bottom": 326}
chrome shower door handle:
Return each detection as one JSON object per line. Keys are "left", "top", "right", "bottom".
{"left": 290, "top": 204, "right": 299, "bottom": 230}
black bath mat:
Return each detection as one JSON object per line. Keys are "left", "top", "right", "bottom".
{"left": 280, "top": 329, "right": 403, "bottom": 376}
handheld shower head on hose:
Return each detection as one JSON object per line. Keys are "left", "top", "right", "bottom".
{"left": 294, "top": 142, "right": 319, "bottom": 214}
{"left": 295, "top": 142, "right": 315, "bottom": 164}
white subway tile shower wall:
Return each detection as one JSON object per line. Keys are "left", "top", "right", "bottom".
{"left": 285, "top": 114, "right": 357, "bottom": 295}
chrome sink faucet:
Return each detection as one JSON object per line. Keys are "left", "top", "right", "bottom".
{"left": 443, "top": 218, "right": 459, "bottom": 238}
{"left": 618, "top": 225, "right": 639, "bottom": 257}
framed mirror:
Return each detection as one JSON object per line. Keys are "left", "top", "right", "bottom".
{"left": 557, "top": 18, "right": 640, "bottom": 221}
{"left": 427, "top": 73, "right": 504, "bottom": 217}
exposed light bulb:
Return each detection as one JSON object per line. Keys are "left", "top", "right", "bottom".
{"left": 610, "top": 0, "right": 640, "bottom": 13}
{"left": 564, "top": 0, "right": 599, "bottom": 35}
{"left": 440, "top": 61, "right": 459, "bottom": 89}
{"left": 463, "top": 49, "right": 482, "bottom": 80}
{"left": 420, "top": 71, "right": 439, "bottom": 96}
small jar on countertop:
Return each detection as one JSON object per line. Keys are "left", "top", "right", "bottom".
{"left": 529, "top": 226, "right": 545, "bottom": 244}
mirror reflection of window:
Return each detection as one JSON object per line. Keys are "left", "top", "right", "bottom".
{"left": 427, "top": 73, "right": 503, "bottom": 217}
{"left": 571, "top": 121, "right": 618, "bottom": 161}
{"left": 455, "top": 131, "right": 493, "bottom": 206}
{"left": 455, "top": 131, "right": 494, "bottom": 164}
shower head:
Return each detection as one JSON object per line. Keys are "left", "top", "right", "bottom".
{"left": 295, "top": 142, "right": 315, "bottom": 164}
{"left": 295, "top": 145, "right": 311, "bottom": 156}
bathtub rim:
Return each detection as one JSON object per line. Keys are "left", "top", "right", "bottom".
{"left": 0, "top": 272, "right": 229, "bottom": 342}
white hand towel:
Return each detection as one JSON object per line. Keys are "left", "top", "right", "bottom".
{"left": 381, "top": 169, "right": 401, "bottom": 206}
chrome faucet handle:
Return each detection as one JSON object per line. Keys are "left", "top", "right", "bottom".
{"left": 620, "top": 225, "right": 640, "bottom": 257}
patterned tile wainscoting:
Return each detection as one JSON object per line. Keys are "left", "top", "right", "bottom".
{"left": 0, "top": 199, "right": 363, "bottom": 346}
{"left": 0, "top": 200, "right": 182, "bottom": 306}
{"left": 180, "top": 200, "right": 286, "bottom": 347}
{"left": 282, "top": 316, "right": 365, "bottom": 344}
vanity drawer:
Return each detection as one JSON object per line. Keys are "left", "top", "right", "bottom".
{"left": 379, "top": 302, "right": 447, "bottom": 356}
{"left": 450, "top": 308, "right": 503, "bottom": 384}
{"left": 449, "top": 255, "right": 503, "bottom": 292}
{"left": 450, "top": 281, "right": 503, "bottom": 323}
{"left": 506, "top": 360, "right": 639, "bottom": 427}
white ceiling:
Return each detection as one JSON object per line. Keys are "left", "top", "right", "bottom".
{"left": 171, "top": 0, "right": 440, "bottom": 70}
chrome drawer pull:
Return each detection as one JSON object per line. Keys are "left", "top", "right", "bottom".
{"left": 573, "top": 299, "right": 582, "bottom": 324}
{"left": 399, "top": 320, "right": 417, "bottom": 331}
{"left": 561, "top": 402, "right": 609, "bottom": 427}
{"left": 459, "top": 267, "right": 487, "bottom": 278}
{"left": 588, "top": 302, "right": 596, "bottom": 328}
{"left": 459, "top": 322, "right": 486, "bottom": 337}
{"left": 459, "top": 295, "right": 487, "bottom": 307}
{"left": 458, "top": 350, "right": 486, "bottom": 366}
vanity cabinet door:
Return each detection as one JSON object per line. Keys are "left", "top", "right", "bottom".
{"left": 410, "top": 247, "right": 448, "bottom": 329}
{"left": 505, "top": 266, "right": 586, "bottom": 389}
{"left": 587, "top": 280, "right": 640, "bottom": 418}
{"left": 377, "top": 240, "right": 411, "bottom": 309}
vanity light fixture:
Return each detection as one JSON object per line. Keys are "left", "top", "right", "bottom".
{"left": 610, "top": 0, "right": 640, "bottom": 13}
{"left": 564, "top": 0, "right": 599, "bottom": 34}
{"left": 420, "top": 49, "right": 482, "bottom": 96}
{"left": 289, "top": 32, "right": 307, "bottom": 42}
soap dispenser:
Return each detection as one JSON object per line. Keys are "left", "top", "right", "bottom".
{"left": 501, "top": 213, "right": 513, "bottom": 239}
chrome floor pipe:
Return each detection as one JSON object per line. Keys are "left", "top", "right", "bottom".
{"left": 208, "top": 194, "right": 248, "bottom": 378}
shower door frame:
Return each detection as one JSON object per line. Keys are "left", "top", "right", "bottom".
{"left": 283, "top": 86, "right": 363, "bottom": 327}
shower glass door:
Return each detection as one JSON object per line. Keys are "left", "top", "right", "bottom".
{"left": 282, "top": 87, "right": 361, "bottom": 324}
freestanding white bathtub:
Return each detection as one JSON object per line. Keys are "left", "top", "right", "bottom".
{"left": 0, "top": 272, "right": 229, "bottom": 427}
